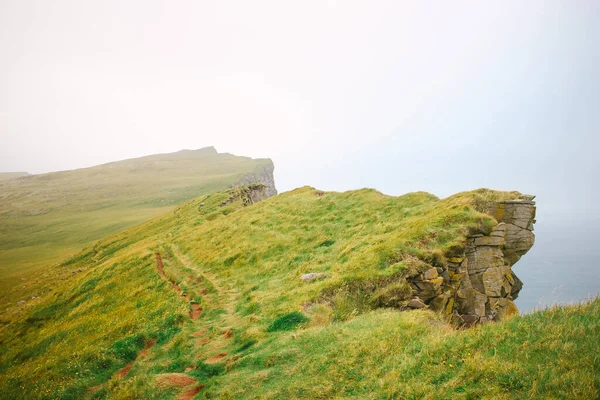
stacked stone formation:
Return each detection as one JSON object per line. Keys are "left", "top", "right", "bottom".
{"left": 408, "top": 197, "right": 536, "bottom": 325}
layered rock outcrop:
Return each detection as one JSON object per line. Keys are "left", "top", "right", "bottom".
{"left": 232, "top": 161, "right": 277, "bottom": 197}
{"left": 408, "top": 198, "right": 536, "bottom": 325}
{"left": 220, "top": 184, "right": 270, "bottom": 207}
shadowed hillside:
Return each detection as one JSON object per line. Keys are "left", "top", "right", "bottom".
{"left": 1, "top": 185, "right": 597, "bottom": 399}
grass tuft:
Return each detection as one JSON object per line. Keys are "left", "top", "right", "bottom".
{"left": 267, "top": 312, "right": 310, "bottom": 332}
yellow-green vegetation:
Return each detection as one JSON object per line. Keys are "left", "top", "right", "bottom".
{"left": 207, "top": 301, "right": 600, "bottom": 399}
{"left": 0, "top": 172, "right": 30, "bottom": 182}
{"left": 0, "top": 147, "right": 273, "bottom": 313}
{"left": 1, "top": 186, "right": 597, "bottom": 399}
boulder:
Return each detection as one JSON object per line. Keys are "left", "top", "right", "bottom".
{"left": 301, "top": 273, "right": 329, "bottom": 282}
{"left": 407, "top": 298, "right": 427, "bottom": 309}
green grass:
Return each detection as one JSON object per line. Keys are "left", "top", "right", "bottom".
{"left": 0, "top": 252, "right": 187, "bottom": 399}
{"left": 0, "top": 185, "right": 597, "bottom": 399}
{"left": 207, "top": 300, "right": 600, "bottom": 399}
{"left": 0, "top": 147, "right": 273, "bottom": 277}
{"left": 267, "top": 312, "right": 310, "bottom": 332}
{"left": 0, "top": 147, "right": 274, "bottom": 320}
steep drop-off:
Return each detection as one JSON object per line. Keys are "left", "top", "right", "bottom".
{"left": 408, "top": 198, "right": 536, "bottom": 324}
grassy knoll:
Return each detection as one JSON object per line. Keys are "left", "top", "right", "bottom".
{"left": 0, "top": 147, "right": 274, "bottom": 301}
{"left": 1, "top": 186, "right": 597, "bottom": 399}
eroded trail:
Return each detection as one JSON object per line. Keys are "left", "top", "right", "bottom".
{"left": 154, "top": 250, "right": 210, "bottom": 398}
{"left": 150, "top": 247, "right": 241, "bottom": 399}
{"left": 88, "top": 339, "right": 156, "bottom": 393}
{"left": 170, "top": 245, "right": 239, "bottom": 314}
{"left": 115, "top": 339, "right": 156, "bottom": 378}
{"left": 88, "top": 247, "right": 232, "bottom": 397}
{"left": 155, "top": 252, "right": 202, "bottom": 320}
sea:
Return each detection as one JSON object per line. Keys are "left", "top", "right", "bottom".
{"left": 513, "top": 217, "right": 600, "bottom": 313}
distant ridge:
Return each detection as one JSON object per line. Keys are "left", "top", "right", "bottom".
{"left": 0, "top": 147, "right": 276, "bottom": 277}
{"left": 0, "top": 172, "right": 30, "bottom": 181}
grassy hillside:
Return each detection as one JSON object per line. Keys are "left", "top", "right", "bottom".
{"left": 0, "top": 172, "right": 30, "bottom": 182}
{"left": 0, "top": 186, "right": 597, "bottom": 399}
{"left": 0, "top": 147, "right": 274, "bottom": 281}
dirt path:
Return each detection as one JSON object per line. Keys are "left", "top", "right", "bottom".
{"left": 155, "top": 252, "right": 202, "bottom": 320}
{"left": 89, "top": 251, "right": 210, "bottom": 397}
{"left": 89, "top": 339, "right": 156, "bottom": 393}
{"left": 156, "top": 252, "right": 184, "bottom": 296}
{"left": 170, "top": 245, "right": 239, "bottom": 313}
{"left": 155, "top": 373, "right": 205, "bottom": 400}
{"left": 152, "top": 247, "right": 239, "bottom": 398}
{"left": 190, "top": 303, "right": 202, "bottom": 320}
{"left": 178, "top": 385, "right": 205, "bottom": 400}
{"left": 169, "top": 246, "right": 236, "bottom": 364}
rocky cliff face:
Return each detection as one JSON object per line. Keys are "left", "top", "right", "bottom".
{"left": 220, "top": 184, "right": 270, "bottom": 207}
{"left": 232, "top": 161, "right": 277, "bottom": 198}
{"left": 408, "top": 198, "right": 536, "bottom": 325}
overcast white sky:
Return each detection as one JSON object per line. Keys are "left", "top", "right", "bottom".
{"left": 1, "top": 1, "right": 598, "bottom": 219}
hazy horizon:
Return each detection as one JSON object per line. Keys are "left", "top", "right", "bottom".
{"left": 1, "top": 1, "right": 597, "bottom": 206}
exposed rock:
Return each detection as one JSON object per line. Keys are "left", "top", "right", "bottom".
{"left": 474, "top": 236, "right": 505, "bottom": 246}
{"left": 407, "top": 197, "right": 536, "bottom": 325}
{"left": 231, "top": 161, "right": 277, "bottom": 197}
{"left": 407, "top": 298, "right": 427, "bottom": 309}
{"left": 220, "top": 184, "right": 270, "bottom": 207}
{"left": 422, "top": 268, "right": 438, "bottom": 280}
{"left": 301, "top": 273, "right": 329, "bottom": 282}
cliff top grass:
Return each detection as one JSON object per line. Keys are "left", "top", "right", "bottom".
{"left": 1, "top": 186, "right": 596, "bottom": 399}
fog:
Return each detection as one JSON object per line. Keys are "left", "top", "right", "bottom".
{"left": 1, "top": 1, "right": 599, "bottom": 307}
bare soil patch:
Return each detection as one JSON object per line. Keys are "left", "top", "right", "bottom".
{"left": 197, "top": 337, "right": 209, "bottom": 345}
{"left": 190, "top": 303, "right": 202, "bottom": 320}
{"left": 156, "top": 373, "right": 197, "bottom": 387}
{"left": 139, "top": 339, "right": 157, "bottom": 357}
{"left": 178, "top": 385, "right": 205, "bottom": 400}
{"left": 88, "top": 338, "right": 156, "bottom": 391}
{"left": 115, "top": 362, "right": 134, "bottom": 378}
{"left": 206, "top": 353, "right": 228, "bottom": 364}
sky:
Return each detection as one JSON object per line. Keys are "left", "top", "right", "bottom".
{"left": 1, "top": 1, "right": 599, "bottom": 219}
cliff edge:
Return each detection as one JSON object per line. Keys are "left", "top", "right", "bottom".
{"left": 408, "top": 197, "right": 536, "bottom": 325}
{"left": 232, "top": 159, "right": 277, "bottom": 197}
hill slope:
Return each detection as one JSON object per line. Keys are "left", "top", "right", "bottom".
{"left": 1, "top": 186, "right": 597, "bottom": 399}
{"left": 0, "top": 147, "right": 275, "bottom": 279}
{"left": 0, "top": 173, "right": 30, "bottom": 182}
